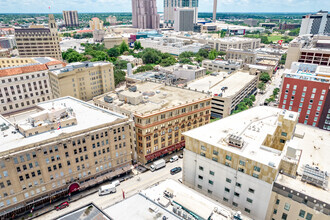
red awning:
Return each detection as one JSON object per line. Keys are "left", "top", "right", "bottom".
{"left": 68, "top": 182, "right": 80, "bottom": 193}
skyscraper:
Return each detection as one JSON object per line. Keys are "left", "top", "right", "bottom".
{"left": 15, "top": 14, "right": 62, "bottom": 60}
{"left": 132, "top": 0, "right": 160, "bottom": 29}
{"left": 164, "top": 0, "right": 198, "bottom": 27}
{"left": 213, "top": 0, "right": 217, "bottom": 22}
{"left": 89, "top": 17, "right": 104, "bottom": 30}
{"left": 63, "top": 11, "right": 79, "bottom": 27}
{"left": 174, "top": 8, "right": 195, "bottom": 32}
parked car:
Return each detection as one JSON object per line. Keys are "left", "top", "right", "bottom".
{"left": 170, "top": 167, "right": 182, "bottom": 175}
{"left": 179, "top": 154, "right": 183, "bottom": 159}
{"left": 56, "top": 201, "right": 69, "bottom": 211}
{"left": 170, "top": 155, "right": 179, "bottom": 162}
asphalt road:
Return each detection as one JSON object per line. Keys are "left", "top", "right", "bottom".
{"left": 34, "top": 159, "right": 183, "bottom": 220}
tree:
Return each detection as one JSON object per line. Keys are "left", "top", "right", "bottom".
{"left": 160, "top": 56, "right": 177, "bottom": 67}
{"left": 134, "top": 64, "right": 154, "bottom": 73}
{"left": 197, "top": 49, "right": 208, "bottom": 58}
{"left": 250, "top": 94, "right": 256, "bottom": 102}
{"left": 142, "top": 50, "right": 161, "bottom": 64}
{"left": 288, "top": 28, "right": 300, "bottom": 36}
{"left": 195, "top": 55, "right": 204, "bottom": 63}
{"left": 260, "top": 72, "right": 271, "bottom": 83}
{"left": 133, "top": 41, "right": 143, "bottom": 50}
{"left": 179, "top": 51, "right": 195, "bottom": 59}
{"left": 280, "top": 54, "right": 287, "bottom": 65}
{"left": 119, "top": 41, "right": 129, "bottom": 54}
{"left": 114, "top": 60, "right": 130, "bottom": 69}
{"left": 179, "top": 58, "right": 192, "bottom": 64}
{"left": 107, "top": 46, "right": 120, "bottom": 57}
{"left": 258, "top": 82, "right": 266, "bottom": 93}
{"left": 208, "top": 49, "right": 218, "bottom": 60}
{"left": 114, "top": 69, "right": 126, "bottom": 86}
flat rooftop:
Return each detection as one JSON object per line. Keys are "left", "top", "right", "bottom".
{"left": 183, "top": 107, "right": 299, "bottom": 168}
{"left": 275, "top": 123, "right": 330, "bottom": 203}
{"left": 0, "top": 97, "right": 126, "bottom": 155}
{"left": 187, "top": 70, "right": 256, "bottom": 98}
{"left": 95, "top": 81, "right": 210, "bottom": 116}
{"left": 50, "top": 61, "right": 110, "bottom": 75}
{"left": 104, "top": 179, "right": 250, "bottom": 220}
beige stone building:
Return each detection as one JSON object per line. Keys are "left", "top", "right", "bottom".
{"left": 182, "top": 107, "right": 300, "bottom": 219}
{"left": 89, "top": 17, "right": 104, "bottom": 31}
{"left": 104, "top": 36, "right": 128, "bottom": 49}
{"left": 0, "top": 57, "right": 65, "bottom": 115}
{"left": 15, "top": 14, "right": 62, "bottom": 60}
{"left": 49, "top": 61, "right": 115, "bottom": 101}
{"left": 187, "top": 70, "right": 258, "bottom": 118}
{"left": 93, "top": 81, "right": 212, "bottom": 164}
{"left": 202, "top": 59, "right": 242, "bottom": 72}
{"left": 226, "top": 49, "right": 257, "bottom": 64}
{"left": 0, "top": 97, "right": 134, "bottom": 219}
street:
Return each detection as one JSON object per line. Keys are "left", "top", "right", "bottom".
{"left": 34, "top": 159, "right": 183, "bottom": 220}
{"left": 255, "top": 69, "right": 284, "bottom": 106}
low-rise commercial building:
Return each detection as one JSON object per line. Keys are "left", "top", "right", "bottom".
{"left": 279, "top": 22, "right": 300, "bottom": 30}
{"left": 187, "top": 70, "right": 258, "bottom": 118}
{"left": 279, "top": 62, "right": 330, "bottom": 131}
{"left": 226, "top": 49, "right": 256, "bottom": 64}
{"left": 118, "top": 55, "right": 143, "bottom": 66}
{"left": 285, "top": 35, "right": 330, "bottom": 69}
{"left": 259, "top": 23, "right": 277, "bottom": 28}
{"left": 139, "top": 37, "right": 204, "bottom": 56}
{"left": 49, "top": 61, "right": 115, "bottom": 101}
{"left": 182, "top": 107, "right": 300, "bottom": 219}
{"left": 0, "top": 57, "right": 65, "bottom": 115}
{"left": 202, "top": 59, "right": 242, "bottom": 72}
{"left": 160, "top": 64, "right": 206, "bottom": 82}
{"left": 244, "top": 19, "right": 258, "bottom": 27}
{"left": 94, "top": 81, "right": 212, "bottom": 164}
{"left": 0, "top": 97, "right": 134, "bottom": 219}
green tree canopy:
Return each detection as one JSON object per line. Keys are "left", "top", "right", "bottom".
{"left": 119, "top": 41, "right": 129, "bottom": 54}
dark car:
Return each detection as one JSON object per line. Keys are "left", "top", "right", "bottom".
{"left": 179, "top": 154, "right": 183, "bottom": 159}
{"left": 170, "top": 167, "right": 182, "bottom": 175}
{"left": 56, "top": 201, "right": 69, "bottom": 211}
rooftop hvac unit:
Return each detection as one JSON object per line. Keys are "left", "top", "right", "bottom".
{"left": 0, "top": 123, "right": 9, "bottom": 131}
{"left": 228, "top": 134, "right": 244, "bottom": 149}
{"left": 104, "top": 95, "right": 113, "bottom": 103}
{"left": 301, "top": 164, "right": 328, "bottom": 189}
{"left": 128, "top": 86, "right": 137, "bottom": 92}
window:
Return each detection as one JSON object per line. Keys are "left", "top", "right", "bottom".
{"left": 248, "top": 188, "right": 255, "bottom": 193}
{"left": 276, "top": 199, "right": 280, "bottom": 205}
{"left": 273, "top": 209, "right": 277, "bottom": 214}
{"left": 235, "top": 182, "right": 241, "bottom": 187}
{"left": 232, "top": 202, "right": 238, "bottom": 207}
{"left": 226, "top": 178, "right": 231, "bottom": 183}
{"left": 281, "top": 132, "right": 287, "bottom": 137}
{"left": 234, "top": 192, "right": 240, "bottom": 197}
{"left": 197, "top": 184, "right": 202, "bottom": 189}
{"left": 247, "top": 198, "right": 253, "bottom": 203}
{"left": 199, "top": 166, "right": 204, "bottom": 171}
{"left": 299, "top": 210, "right": 305, "bottom": 218}
{"left": 223, "top": 197, "right": 228, "bottom": 202}
{"left": 239, "top": 160, "right": 245, "bottom": 166}
{"left": 224, "top": 187, "right": 230, "bottom": 192}
{"left": 207, "top": 190, "right": 212, "bottom": 194}
{"left": 213, "top": 150, "right": 218, "bottom": 155}
{"left": 209, "top": 171, "right": 214, "bottom": 176}
{"left": 198, "top": 175, "right": 203, "bottom": 180}
{"left": 254, "top": 166, "right": 260, "bottom": 172}
{"left": 201, "top": 145, "right": 206, "bottom": 151}
{"left": 284, "top": 203, "right": 290, "bottom": 211}
{"left": 225, "top": 155, "right": 232, "bottom": 161}
{"left": 252, "top": 173, "right": 259, "bottom": 178}
{"left": 306, "top": 213, "right": 313, "bottom": 220}
{"left": 208, "top": 180, "right": 214, "bottom": 185}
{"left": 281, "top": 213, "right": 287, "bottom": 220}
{"left": 244, "top": 208, "right": 250, "bottom": 213}
{"left": 238, "top": 167, "right": 244, "bottom": 173}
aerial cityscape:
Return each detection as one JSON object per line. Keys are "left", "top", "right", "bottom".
{"left": 0, "top": 0, "right": 329, "bottom": 220}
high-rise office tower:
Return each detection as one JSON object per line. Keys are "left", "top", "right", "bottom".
{"left": 132, "top": 0, "right": 160, "bottom": 29}
{"left": 164, "top": 0, "right": 198, "bottom": 27}
{"left": 15, "top": 14, "right": 62, "bottom": 60}
{"left": 89, "top": 17, "right": 104, "bottom": 30}
{"left": 63, "top": 10, "right": 79, "bottom": 27}
{"left": 174, "top": 8, "right": 194, "bottom": 32}
{"left": 213, "top": 0, "right": 217, "bottom": 22}
{"left": 299, "top": 10, "right": 330, "bottom": 36}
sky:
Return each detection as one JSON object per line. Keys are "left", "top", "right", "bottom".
{"left": 0, "top": 0, "right": 329, "bottom": 13}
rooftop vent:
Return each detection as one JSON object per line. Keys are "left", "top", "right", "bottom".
{"left": 128, "top": 86, "right": 137, "bottom": 92}
{"left": 0, "top": 123, "right": 9, "bottom": 131}
{"left": 228, "top": 134, "right": 244, "bottom": 149}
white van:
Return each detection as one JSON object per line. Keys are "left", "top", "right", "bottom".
{"left": 111, "top": 180, "right": 120, "bottom": 187}
{"left": 98, "top": 184, "right": 116, "bottom": 196}
{"left": 170, "top": 155, "right": 179, "bottom": 162}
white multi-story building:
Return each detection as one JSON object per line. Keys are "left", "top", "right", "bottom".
{"left": 164, "top": 0, "right": 198, "bottom": 27}
{"left": 299, "top": 10, "right": 330, "bottom": 36}
{"left": 182, "top": 107, "right": 300, "bottom": 219}
{"left": 139, "top": 37, "right": 204, "bottom": 55}
{"left": 0, "top": 57, "right": 65, "bottom": 115}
